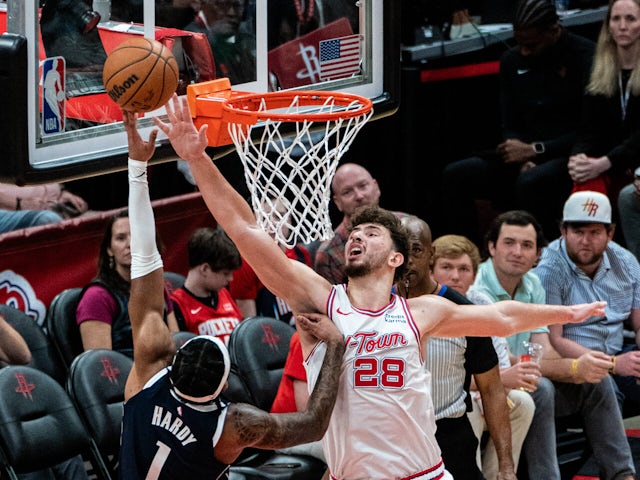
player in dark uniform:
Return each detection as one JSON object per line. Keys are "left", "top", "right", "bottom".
{"left": 119, "top": 109, "right": 346, "bottom": 480}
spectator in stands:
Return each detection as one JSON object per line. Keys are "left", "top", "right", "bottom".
{"left": 76, "top": 209, "right": 178, "bottom": 358}
{"left": 0, "top": 182, "right": 88, "bottom": 234}
{"left": 441, "top": 0, "right": 595, "bottom": 243}
{"left": 535, "top": 190, "right": 640, "bottom": 415}
{"left": 314, "top": 163, "right": 407, "bottom": 284}
{"left": 184, "top": 0, "right": 256, "bottom": 85}
{"left": 270, "top": 331, "right": 328, "bottom": 479}
{"left": 618, "top": 167, "right": 640, "bottom": 259}
{"left": 470, "top": 209, "right": 635, "bottom": 480}
{"left": 170, "top": 227, "right": 244, "bottom": 344}
{"left": 568, "top": 0, "right": 640, "bottom": 194}
{"left": 395, "top": 215, "right": 517, "bottom": 480}
{"left": 430, "top": 233, "right": 534, "bottom": 480}
{"left": 0, "top": 313, "right": 89, "bottom": 480}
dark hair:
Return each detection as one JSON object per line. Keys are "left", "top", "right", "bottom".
{"left": 513, "top": 0, "right": 558, "bottom": 30}
{"left": 187, "top": 228, "right": 242, "bottom": 271}
{"left": 484, "top": 210, "right": 547, "bottom": 255}
{"left": 96, "top": 209, "right": 130, "bottom": 295}
{"left": 349, "top": 206, "right": 409, "bottom": 283}
{"left": 170, "top": 338, "right": 227, "bottom": 398}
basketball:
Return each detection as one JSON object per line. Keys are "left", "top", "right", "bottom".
{"left": 103, "top": 37, "right": 179, "bottom": 113}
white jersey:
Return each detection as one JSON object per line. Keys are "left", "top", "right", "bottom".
{"left": 306, "top": 285, "right": 444, "bottom": 480}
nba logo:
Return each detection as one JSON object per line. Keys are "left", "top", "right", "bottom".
{"left": 41, "top": 56, "right": 66, "bottom": 134}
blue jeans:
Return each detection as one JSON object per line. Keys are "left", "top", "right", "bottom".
{"left": 523, "top": 376, "right": 634, "bottom": 480}
{"left": 0, "top": 210, "right": 62, "bottom": 234}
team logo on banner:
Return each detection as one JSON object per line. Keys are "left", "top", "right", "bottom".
{"left": 0, "top": 271, "right": 47, "bottom": 326}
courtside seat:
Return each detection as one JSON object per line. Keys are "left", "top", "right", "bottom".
{"left": 66, "top": 349, "right": 132, "bottom": 478}
{"left": 173, "top": 330, "right": 197, "bottom": 350}
{"left": 227, "top": 316, "right": 326, "bottom": 480}
{"left": 227, "top": 316, "right": 295, "bottom": 411}
{"left": 0, "top": 304, "right": 66, "bottom": 385}
{"left": 0, "top": 365, "right": 110, "bottom": 479}
{"left": 163, "top": 271, "right": 186, "bottom": 293}
{"left": 46, "top": 287, "right": 84, "bottom": 369}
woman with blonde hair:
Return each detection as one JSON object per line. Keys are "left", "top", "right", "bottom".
{"left": 569, "top": 0, "right": 640, "bottom": 190}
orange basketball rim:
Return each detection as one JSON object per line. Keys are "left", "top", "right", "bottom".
{"left": 186, "top": 78, "right": 373, "bottom": 147}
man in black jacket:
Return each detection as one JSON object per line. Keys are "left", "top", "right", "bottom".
{"left": 442, "top": 0, "right": 595, "bottom": 243}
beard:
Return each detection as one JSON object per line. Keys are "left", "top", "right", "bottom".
{"left": 345, "top": 262, "right": 371, "bottom": 279}
{"left": 568, "top": 250, "right": 601, "bottom": 270}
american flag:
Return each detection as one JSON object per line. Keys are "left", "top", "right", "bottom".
{"left": 319, "top": 34, "right": 361, "bottom": 81}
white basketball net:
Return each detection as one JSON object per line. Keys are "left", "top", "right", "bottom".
{"left": 227, "top": 94, "right": 373, "bottom": 248}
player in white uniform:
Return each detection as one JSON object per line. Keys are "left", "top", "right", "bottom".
{"left": 152, "top": 95, "right": 607, "bottom": 480}
{"left": 306, "top": 285, "right": 442, "bottom": 479}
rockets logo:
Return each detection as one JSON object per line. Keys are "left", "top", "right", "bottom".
{"left": 261, "top": 324, "right": 281, "bottom": 351}
{"left": 0, "top": 271, "right": 46, "bottom": 326}
{"left": 14, "top": 373, "right": 36, "bottom": 400}
{"left": 581, "top": 198, "right": 600, "bottom": 217}
{"left": 100, "top": 357, "right": 121, "bottom": 385}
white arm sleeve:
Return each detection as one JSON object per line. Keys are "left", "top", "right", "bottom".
{"left": 128, "top": 158, "right": 163, "bottom": 280}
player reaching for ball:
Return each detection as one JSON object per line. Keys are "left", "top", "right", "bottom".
{"left": 147, "top": 94, "right": 607, "bottom": 480}
{"left": 118, "top": 109, "right": 346, "bottom": 479}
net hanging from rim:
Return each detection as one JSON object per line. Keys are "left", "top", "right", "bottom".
{"left": 224, "top": 91, "right": 373, "bottom": 248}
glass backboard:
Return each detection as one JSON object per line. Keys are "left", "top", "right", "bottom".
{"left": 0, "top": 0, "right": 400, "bottom": 184}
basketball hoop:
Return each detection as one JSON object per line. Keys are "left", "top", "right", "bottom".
{"left": 188, "top": 79, "right": 373, "bottom": 248}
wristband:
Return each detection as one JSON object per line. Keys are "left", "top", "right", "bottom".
{"left": 570, "top": 359, "right": 579, "bottom": 377}
{"left": 128, "top": 158, "right": 163, "bottom": 279}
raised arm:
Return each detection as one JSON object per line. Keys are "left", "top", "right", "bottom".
{"left": 153, "top": 95, "right": 330, "bottom": 315}
{"left": 123, "top": 110, "right": 176, "bottom": 401}
{"left": 214, "top": 313, "right": 345, "bottom": 464}
{"left": 411, "top": 295, "right": 607, "bottom": 339}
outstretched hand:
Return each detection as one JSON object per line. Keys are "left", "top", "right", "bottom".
{"left": 569, "top": 301, "right": 607, "bottom": 323}
{"left": 296, "top": 313, "right": 343, "bottom": 344}
{"left": 122, "top": 110, "right": 158, "bottom": 163}
{"left": 153, "top": 94, "right": 209, "bottom": 162}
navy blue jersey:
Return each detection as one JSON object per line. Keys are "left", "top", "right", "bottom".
{"left": 120, "top": 369, "right": 230, "bottom": 479}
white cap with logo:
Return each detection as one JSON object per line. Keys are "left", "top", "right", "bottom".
{"left": 562, "top": 190, "right": 611, "bottom": 224}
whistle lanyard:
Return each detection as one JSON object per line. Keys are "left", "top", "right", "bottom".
{"left": 619, "top": 70, "right": 632, "bottom": 121}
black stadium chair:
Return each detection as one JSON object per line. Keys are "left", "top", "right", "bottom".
{"left": 66, "top": 349, "right": 133, "bottom": 478}
{"left": 227, "top": 316, "right": 326, "bottom": 480}
{"left": 172, "top": 330, "right": 197, "bottom": 350}
{"left": 0, "top": 365, "right": 110, "bottom": 480}
{"left": 163, "top": 271, "right": 186, "bottom": 293}
{"left": 227, "top": 316, "right": 295, "bottom": 411}
{"left": 46, "top": 287, "right": 84, "bottom": 369}
{"left": 0, "top": 304, "right": 66, "bottom": 385}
